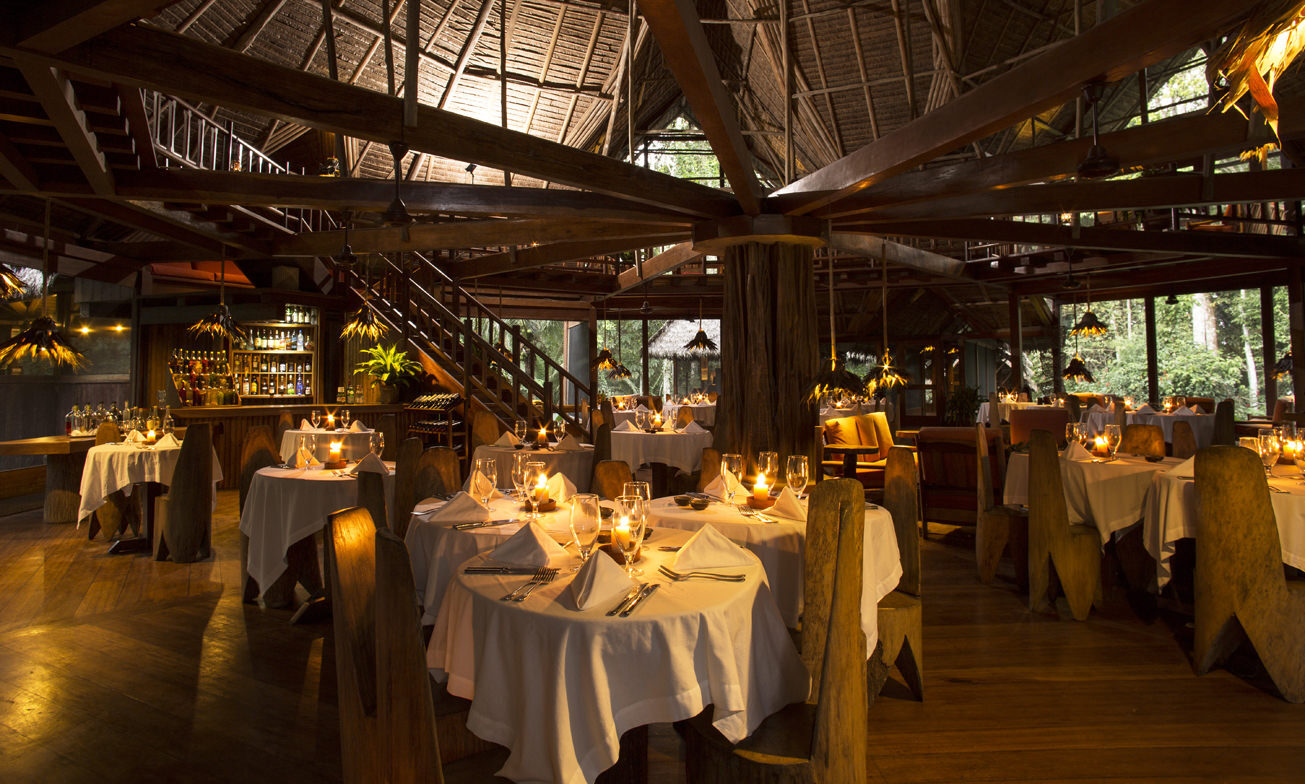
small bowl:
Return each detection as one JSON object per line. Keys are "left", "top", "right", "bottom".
{"left": 600, "top": 506, "right": 614, "bottom": 519}
{"left": 690, "top": 498, "right": 710, "bottom": 511}
{"left": 674, "top": 495, "right": 693, "bottom": 507}
{"left": 513, "top": 443, "right": 526, "bottom": 450}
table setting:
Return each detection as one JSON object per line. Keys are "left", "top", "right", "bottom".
{"left": 977, "top": 396, "right": 1048, "bottom": 425}
{"left": 278, "top": 409, "right": 375, "bottom": 463}
{"left": 609, "top": 411, "right": 713, "bottom": 473}
{"left": 466, "top": 421, "right": 594, "bottom": 493}
{"left": 662, "top": 398, "right": 717, "bottom": 427}
{"left": 76, "top": 432, "right": 223, "bottom": 524}
{"left": 1078, "top": 400, "right": 1215, "bottom": 448}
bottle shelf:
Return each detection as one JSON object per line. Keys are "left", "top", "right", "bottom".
{"left": 233, "top": 349, "right": 313, "bottom": 355}
{"left": 241, "top": 394, "right": 313, "bottom": 399}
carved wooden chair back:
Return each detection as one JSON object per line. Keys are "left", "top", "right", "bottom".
{"left": 675, "top": 406, "right": 695, "bottom": 429}
{"left": 1119, "top": 424, "right": 1165, "bottom": 458}
{"left": 156, "top": 423, "right": 213, "bottom": 563}
{"left": 1213, "top": 399, "right": 1236, "bottom": 446}
{"left": 591, "top": 460, "right": 632, "bottom": 501}
{"left": 883, "top": 445, "right": 921, "bottom": 596}
{"left": 239, "top": 425, "right": 280, "bottom": 512}
{"left": 392, "top": 437, "right": 424, "bottom": 538}
{"left": 416, "top": 446, "right": 462, "bottom": 502}
{"left": 1171, "top": 420, "right": 1198, "bottom": 460}
{"left": 275, "top": 410, "right": 295, "bottom": 448}
{"left": 326, "top": 506, "right": 381, "bottom": 781}
{"left": 697, "top": 448, "right": 722, "bottom": 492}
{"left": 356, "top": 470, "right": 388, "bottom": 534}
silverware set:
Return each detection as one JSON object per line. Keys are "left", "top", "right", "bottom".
{"left": 607, "top": 583, "right": 659, "bottom": 616}
{"left": 500, "top": 567, "right": 558, "bottom": 601}
{"left": 452, "top": 519, "right": 518, "bottom": 530}
{"left": 657, "top": 565, "right": 745, "bottom": 582}
{"left": 734, "top": 505, "right": 776, "bottom": 523}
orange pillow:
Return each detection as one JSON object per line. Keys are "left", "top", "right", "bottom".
{"left": 823, "top": 418, "right": 859, "bottom": 446}
{"left": 854, "top": 414, "right": 882, "bottom": 449}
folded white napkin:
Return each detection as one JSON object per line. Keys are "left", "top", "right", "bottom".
{"left": 350, "top": 452, "right": 388, "bottom": 474}
{"left": 494, "top": 430, "right": 522, "bottom": 447}
{"left": 490, "top": 521, "right": 567, "bottom": 566}
{"left": 770, "top": 486, "right": 806, "bottom": 522}
{"left": 1062, "top": 441, "right": 1093, "bottom": 461}
{"left": 556, "top": 434, "right": 583, "bottom": 451}
{"left": 293, "top": 447, "right": 320, "bottom": 468}
{"left": 349, "top": 420, "right": 370, "bottom": 433}
{"left": 1134, "top": 404, "right": 1155, "bottom": 416}
{"left": 125, "top": 430, "right": 145, "bottom": 443}
{"left": 674, "top": 524, "right": 751, "bottom": 571}
{"left": 469, "top": 471, "right": 506, "bottom": 501}
{"left": 1175, "top": 406, "right": 1195, "bottom": 415}
{"left": 702, "top": 470, "right": 745, "bottom": 503}
{"left": 569, "top": 551, "right": 632, "bottom": 610}
{"left": 678, "top": 420, "right": 705, "bottom": 434}
{"left": 1167, "top": 456, "right": 1195, "bottom": 477}
{"left": 300, "top": 418, "right": 312, "bottom": 430}
{"left": 545, "top": 473, "right": 576, "bottom": 504}
{"left": 426, "top": 492, "right": 491, "bottom": 523}
{"left": 156, "top": 433, "right": 181, "bottom": 449}
{"left": 635, "top": 404, "right": 649, "bottom": 412}
{"left": 614, "top": 420, "right": 638, "bottom": 432}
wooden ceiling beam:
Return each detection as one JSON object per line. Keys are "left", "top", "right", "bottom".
{"left": 17, "top": 23, "right": 740, "bottom": 218}
{"left": 827, "top": 232, "right": 968, "bottom": 279}
{"left": 640, "top": 0, "right": 764, "bottom": 213}
{"left": 59, "top": 197, "right": 268, "bottom": 255}
{"left": 1017, "top": 257, "right": 1293, "bottom": 296}
{"left": 446, "top": 233, "right": 688, "bottom": 279}
{"left": 612, "top": 241, "right": 704, "bottom": 294}
{"left": 772, "top": 0, "right": 1258, "bottom": 213}
{"left": 276, "top": 218, "right": 685, "bottom": 257}
{"left": 7, "top": 0, "right": 178, "bottom": 54}
{"left": 855, "top": 217, "right": 1305, "bottom": 258}
{"left": 0, "top": 132, "right": 40, "bottom": 190}
{"left": 17, "top": 58, "right": 114, "bottom": 196}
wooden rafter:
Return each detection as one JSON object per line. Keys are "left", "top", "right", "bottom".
{"left": 826, "top": 232, "right": 967, "bottom": 278}
{"left": 889, "top": 0, "right": 915, "bottom": 120}
{"left": 225, "top": 0, "right": 290, "bottom": 53}
{"left": 612, "top": 241, "right": 703, "bottom": 293}
{"left": 0, "top": 132, "right": 40, "bottom": 190}
{"left": 17, "top": 58, "right": 113, "bottom": 196}
{"left": 7, "top": 0, "right": 179, "bottom": 54}
{"left": 556, "top": 11, "right": 605, "bottom": 145}
{"left": 847, "top": 7, "right": 878, "bottom": 141}
{"left": 773, "top": 0, "right": 1259, "bottom": 213}
{"left": 446, "top": 233, "right": 689, "bottom": 278}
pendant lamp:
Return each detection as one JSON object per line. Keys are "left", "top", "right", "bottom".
{"left": 1069, "top": 276, "right": 1109, "bottom": 337}
{"left": 864, "top": 258, "right": 909, "bottom": 394}
{"left": 341, "top": 256, "right": 387, "bottom": 342}
{"left": 334, "top": 217, "right": 358, "bottom": 268}
{"left": 1062, "top": 299, "right": 1095, "bottom": 383}
{"left": 608, "top": 309, "right": 631, "bottom": 380}
{"left": 0, "top": 264, "right": 22, "bottom": 297}
{"left": 0, "top": 201, "right": 86, "bottom": 369}
{"left": 1275, "top": 350, "right": 1293, "bottom": 379}
{"left": 807, "top": 257, "right": 864, "bottom": 402}
{"left": 595, "top": 301, "right": 616, "bottom": 370}
{"left": 683, "top": 299, "right": 717, "bottom": 353}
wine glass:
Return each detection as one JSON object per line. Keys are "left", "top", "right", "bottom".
{"left": 634, "top": 409, "right": 647, "bottom": 431}
{"left": 1259, "top": 431, "right": 1281, "bottom": 477}
{"left": 371, "top": 431, "right": 385, "bottom": 458}
{"left": 524, "top": 461, "right": 547, "bottom": 521}
{"left": 622, "top": 481, "right": 651, "bottom": 501}
{"left": 757, "top": 451, "right": 778, "bottom": 482}
{"left": 568, "top": 493, "right": 601, "bottom": 570}
{"left": 721, "top": 453, "right": 743, "bottom": 502}
{"left": 306, "top": 433, "right": 317, "bottom": 457}
{"left": 786, "top": 455, "right": 809, "bottom": 499}
{"left": 513, "top": 420, "right": 529, "bottom": 443}
{"left": 474, "top": 457, "right": 498, "bottom": 506}
{"left": 1064, "top": 423, "right": 1078, "bottom": 449}
{"left": 310, "top": 409, "right": 321, "bottom": 429}
{"left": 614, "top": 494, "right": 647, "bottom": 576}
{"left": 511, "top": 451, "right": 531, "bottom": 499}
{"left": 340, "top": 407, "right": 350, "bottom": 429}
{"left": 1104, "top": 424, "right": 1122, "bottom": 458}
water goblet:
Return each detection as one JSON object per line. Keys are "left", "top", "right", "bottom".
{"left": 511, "top": 451, "right": 531, "bottom": 500}
{"left": 613, "top": 494, "right": 647, "bottom": 576}
{"left": 1259, "top": 431, "right": 1281, "bottom": 477}
{"left": 513, "top": 420, "right": 530, "bottom": 443}
{"left": 786, "top": 455, "right": 809, "bottom": 499}
{"left": 340, "top": 408, "right": 350, "bottom": 429}
{"left": 474, "top": 457, "right": 498, "bottom": 506}
{"left": 371, "top": 431, "right": 385, "bottom": 458}
{"left": 1064, "top": 423, "right": 1079, "bottom": 449}
{"left": 1104, "top": 424, "right": 1121, "bottom": 458}
{"left": 721, "top": 453, "right": 744, "bottom": 501}
{"left": 524, "top": 461, "right": 548, "bottom": 521}
{"left": 757, "top": 451, "right": 779, "bottom": 482}
{"left": 622, "top": 481, "right": 651, "bottom": 501}
{"left": 310, "top": 409, "right": 321, "bottom": 429}
{"left": 568, "top": 494, "right": 601, "bottom": 571}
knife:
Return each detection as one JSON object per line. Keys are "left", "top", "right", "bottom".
{"left": 452, "top": 519, "right": 517, "bottom": 530}
{"left": 606, "top": 584, "right": 644, "bottom": 616}
{"left": 621, "top": 584, "right": 659, "bottom": 617}
{"left": 464, "top": 566, "right": 538, "bottom": 574}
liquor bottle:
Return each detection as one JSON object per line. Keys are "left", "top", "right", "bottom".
{"left": 65, "top": 405, "right": 76, "bottom": 436}
{"left": 295, "top": 375, "right": 303, "bottom": 396}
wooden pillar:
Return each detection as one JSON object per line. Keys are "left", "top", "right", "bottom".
{"left": 1051, "top": 299, "right": 1063, "bottom": 395}
{"left": 641, "top": 317, "right": 650, "bottom": 395}
{"left": 716, "top": 243, "right": 818, "bottom": 477}
{"left": 1144, "top": 296, "right": 1159, "bottom": 406}
{"left": 1289, "top": 266, "right": 1305, "bottom": 401}
{"left": 1262, "top": 285, "right": 1278, "bottom": 417}
{"left": 1007, "top": 291, "right": 1023, "bottom": 393}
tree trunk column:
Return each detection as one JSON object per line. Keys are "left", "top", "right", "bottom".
{"left": 715, "top": 243, "right": 819, "bottom": 478}
{"left": 1144, "top": 296, "right": 1159, "bottom": 406}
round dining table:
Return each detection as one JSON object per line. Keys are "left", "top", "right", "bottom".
{"left": 662, "top": 401, "right": 716, "bottom": 427}
{"left": 610, "top": 427, "right": 713, "bottom": 473}
{"left": 278, "top": 427, "right": 374, "bottom": 463}
{"left": 427, "top": 528, "right": 808, "bottom": 784}
{"left": 76, "top": 438, "right": 224, "bottom": 524}
{"left": 240, "top": 463, "right": 394, "bottom": 599}
{"left": 467, "top": 442, "right": 594, "bottom": 493}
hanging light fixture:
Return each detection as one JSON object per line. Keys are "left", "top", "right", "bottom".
{"left": 595, "top": 300, "right": 616, "bottom": 369}
{"left": 864, "top": 257, "right": 909, "bottom": 394}
{"left": 1069, "top": 276, "right": 1109, "bottom": 337}
{"left": 1275, "top": 350, "right": 1293, "bottom": 379}
{"left": 1062, "top": 298, "right": 1095, "bottom": 383}
{"left": 1077, "top": 81, "right": 1120, "bottom": 179}
{"left": 0, "top": 201, "right": 85, "bottom": 369}
{"left": 1165, "top": 293, "right": 1180, "bottom": 305}
{"left": 683, "top": 298, "right": 717, "bottom": 353}
{"left": 341, "top": 256, "right": 387, "bottom": 342}
{"left": 608, "top": 309, "right": 632, "bottom": 380}
{"left": 0, "top": 264, "right": 22, "bottom": 297}
{"left": 807, "top": 256, "right": 863, "bottom": 402}
{"left": 334, "top": 215, "right": 358, "bottom": 269}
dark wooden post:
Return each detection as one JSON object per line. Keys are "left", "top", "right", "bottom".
{"left": 1262, "top": 285, "right": 1278, "bottom": 417}
{"left": 1051, "top": 299, "right": 1064, "bottom": 396}
{"left": 1144, "top": 296, "right": 1159, "bottom": 406}
{"left": 715, "top": 243, "right": 818, "bottom": 477}
{"left": 1007, "top": 291, "right": 1023, "bottom": 393}
{"left": 641, "top": 317, "right": 650, "bottom": 395}
{"left": 1289, "top": 266, "right": 1305, "bottom": 402}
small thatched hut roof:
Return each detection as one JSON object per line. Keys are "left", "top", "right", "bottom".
{"left": 648, "top": 320, "right": 720, "bottom": 359}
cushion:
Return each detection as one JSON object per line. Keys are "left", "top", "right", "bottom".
{"left": 823, "top": 416, "right": 864, "bottom": 447}
{"left": 853, "top": 414, "right": 881, "bottom": 448}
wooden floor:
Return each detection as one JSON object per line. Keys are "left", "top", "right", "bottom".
{"left": 0, "top": 493, "right": 1300, "bottom": 782}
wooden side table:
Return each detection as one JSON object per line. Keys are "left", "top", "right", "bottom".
{"left": 0, "top": 435, "right": 95, "bottom": 523}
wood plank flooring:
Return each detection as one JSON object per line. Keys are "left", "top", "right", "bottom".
{"left": 0, "top": 494, "right": 1300, "bottom": 782}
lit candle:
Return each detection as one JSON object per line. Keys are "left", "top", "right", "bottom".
{"left": 1125, "top": 397, "right": 1135, "bottom": 409}
{"left": 613, "top": 516, "right": 631, "bottom": 549}
{"left": 1093, "top": 436, "right": 1109, "bottom": 457}
{"left": 329, "top": 440, "right": 342, "bottom": 458}
{"left": 534, "top": 474, "right": 549, "bottom": 505}
{"left": 146, "top": 429, "right": 156, "bottom": 443}
{"left": 326, "top": 413, "right": 336, "bottom": 428}
{"left": 753, "top": 473, "right": 769, "bottom": 504}
{"left": 652, "top": 412, "right": 662, "bottom": 429}
{"left": 536, "top": 426, "right": 549, "bottom": 448}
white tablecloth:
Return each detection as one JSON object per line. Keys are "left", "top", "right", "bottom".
{"left": 610, "top": 429, "right": 714, "bottom": 473}
{"left": 467, "top": 443, "right": 594, "bottom": 493}
{"left": 239, "top": 464, "right": 394, "bottom": 596}
{"left": 663, "top": 402, "right": 716, "bottom": 427}
{"left": 977, "top": 400, "right": 1047, "bottom": 424}
{"left": 1005, "top": 452, "right": 1182, "bottom": 543}
{"left": 1143, "top": 462, "right": 1305, "bottom": 589}
{"left": 427, "top": 529, "right": 808, "bottom": 784}
{"left": 278, "top": 428, "right": 373, "bottom": 463}
{"left": 76, "top": 441, "right": 224, "bottom": 523}
{"left": 647, "top": 497, "right": 901, "bottom": 649}
{"left": 1080, "top": 411, "right": 1215, "bottom": 448}
{"left": 406, "top": 496, "right": 574, "bottom": 624}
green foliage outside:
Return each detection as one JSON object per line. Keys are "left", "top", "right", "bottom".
{"left": 489, "top": 317, "right": 669, "bottom": 401}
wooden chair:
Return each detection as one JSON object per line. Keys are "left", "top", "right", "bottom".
{"left": 1193, "top": 445, "right": 1305, "bottom": 703}
{"left": 1009, "top": 408, "right": 1070, "bottom": 448}
{"left": 468, "top": 406, "right": 501, "bottom": 453}
{"left": 88, "top": 422, "right": 136, "bottom": 540}
{"left": 916, "top": 426, "right": 1003, "bottom": 535}
{"left": 378, "top": 412, "right": 398, "bottom": 461}
{"left": 1185, "top": 396, "right": 1216, "bottom": 414}
{"left": 874, "top": 446, "right": 923, "bottom": 700}
{"left": 651, "top": 395, "right": 663, "bottom": 412}
{"left": 1213, "top": 399, "right": 1236, "bottom": 446}
{"left": 238, "top": 425, "right": 284, "bottom": 603}
{"left": 1171, "top": 420, "right": 1198, "bottom": 460}
{"left": 820, "top": 412, "right": 894, "bottom": 491}
{"left": 417, "top": 446, "right": 462, "bottom": 502}
{"left": 326, "top": 507, "right": 381, "bottom": 782}
{"left": 392, "top": 437, "right": 423, "bottom": 539}
{"left": 593, "top": 422, "right": 612, "bottom": 466}
{"left": 275, "top": 410, "right": 295, "bottom": 448}
{"left": 1119, "top": 424, "right": 1165, "bottom": 458}
{"left": 153, "top": 423, "right": 213, "bottom": 563}
{"left": 988, "top": 392, "right": 1001, "bottom": 426}
{"left": 1113, "top": 401, "right": 1127, "bottom": 429}
{"left": 682, "top": 478, "right": 867, "bottom": 782}
{"left": 357, "top": 470, "right": 388, "bottom": 534}
{"left": 697, "top": 447, "right": 722, "bottom": 492}
{"left": 976, "top": 423, "right": 1028, "bottom": 590}
{"left": 674, "top": 405, "right": 695, "bottom": 429}
{"left": 1064, "top": 396, "right": 1081, "bottom": 425}
{"left": 1027, "top": 429, "right": 1100, "bottom": 620}
{"left": 707, "top": 391, "right": 718, "bottom": 403}
{"left": 591, "top": 460, "right": 632, "bottom": 501}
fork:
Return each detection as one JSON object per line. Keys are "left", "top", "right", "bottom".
{"left": 501, "top": 567, "right": 552, "bottom": 601}
{"left": 511, "top": 568, "right": 558, "bottom": 601}
{"left": 657, "top": 565, "right": 745, "bottom": 582}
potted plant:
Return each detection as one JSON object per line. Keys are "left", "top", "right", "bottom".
{"left": 356, "top": 343, "right": 422, "bottom": 403}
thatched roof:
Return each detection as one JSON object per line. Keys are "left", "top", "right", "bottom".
{"left": 648, "top": 319, "right": 719, "bottom": 359}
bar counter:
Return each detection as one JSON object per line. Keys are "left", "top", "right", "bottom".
{"left": 172, "top": 404, "right": 419, "bottom": 489}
